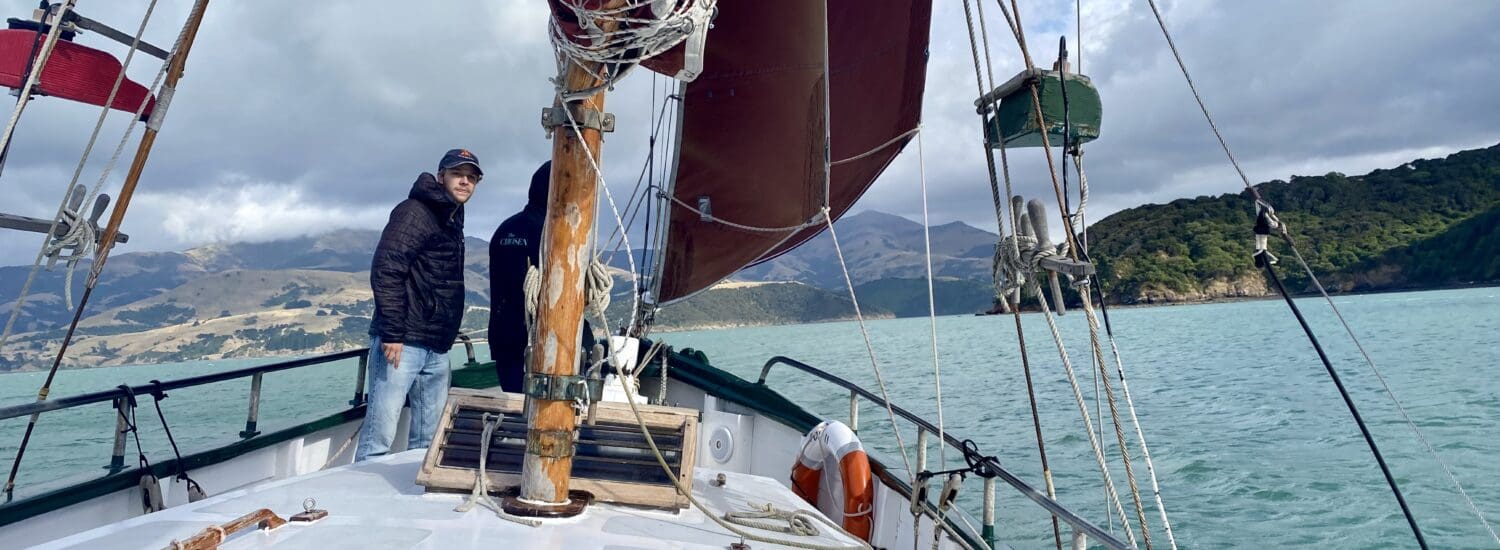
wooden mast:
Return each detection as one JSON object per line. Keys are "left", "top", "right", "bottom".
{"left": 514, "top": 2, "right": 626, "bottom": 510}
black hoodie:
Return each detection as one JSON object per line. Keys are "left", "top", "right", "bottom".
{"left": 489, "top": 162, "right": 595, "bottom": 392}
{"left": 369, "top": 172, "right": 466, "bottom": 353}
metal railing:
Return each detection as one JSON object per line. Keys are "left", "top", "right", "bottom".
{"left": 757, "top": 356, "right": 1128, "bottom": 550}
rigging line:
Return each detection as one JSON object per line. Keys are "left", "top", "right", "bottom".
{"left": 0, "top": 0, "right": 75, "bottom": 157}
{"left": 824, "top": 208, "right": 917, "bottom": 483}
{"left": 1054, "top": 34, "right": 1154, "bottom": 546}
{"left": 1078, "top": 286, "right": 1153, "bottom": 549}
{"left": 992, "top": 1, "right": 1155, "bottom": 542}
{"left": 558, "top": 88, "right": 643, "bottom": 335}
{"left": 1075, "top": 155, "right": 1179, "bottom": 550}
{"left": 1031, "top": 283, "right": 1138, "bottom": 549}
{"left": 958, "top": 2, "right": 1063, "bottom": 547}
{"left": 1258, "top": 252, "right": 1429, "bottom": 550}
{"left": 829, "top": 127, "right": 919, "bottom": 167}
{"left": 1143, "top": 0, "right": 1491, "bottom": 542}
{"left": 3, "top": 0, "right": 211, "bottom": 500}
{"left": 0, "top": 0, "right": 164, "bottom": 353}
{"left": 601, "top": 82, "right": 677, "bottom": 257}
{"left": 916, "top": 130, "right": 947, "bottom": 481}
{"left": 1287, "top": 248, "right": 1499, "bottom": 546}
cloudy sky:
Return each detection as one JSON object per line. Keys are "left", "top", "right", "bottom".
{"left": 1, "top": 0, "right": 1496, "bottom": 266}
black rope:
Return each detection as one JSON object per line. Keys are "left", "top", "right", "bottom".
{"left": 1255, "top": 246, "right": 1427, "bottom": 549}
{"left": 146, "top": 380, "right": 203, "bottom": 494}
{"left": 116, "top": 384, "right": 152, "bottom": 472}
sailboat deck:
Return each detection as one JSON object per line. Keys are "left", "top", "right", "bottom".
{"left": 35, "top": 449, "right": 863, "bottom": 550}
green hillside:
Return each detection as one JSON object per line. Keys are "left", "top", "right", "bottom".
{"left": 1087, "top": 144, "right": 1500, "bottom": 302}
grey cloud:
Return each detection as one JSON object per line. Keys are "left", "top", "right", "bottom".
{"left": 2, "top": 0, "right": 1496, "bottom": 266}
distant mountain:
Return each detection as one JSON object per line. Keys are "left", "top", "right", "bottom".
{"left": 736, "top": 211, "right": 998, "bottom": 289}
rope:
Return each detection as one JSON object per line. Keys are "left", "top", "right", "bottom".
{"left": 615, "top": 342, "right": 870, "bottom": 550}
{"left": 453, "top": 413, "right": 542, "bottom": 526}
{"left": 916, "top": 130, "right": 948, "bottom": 486}
{"left": 1075, "top": 294, "right": 1153, "bottom": 546}
{"left": 666, "top": 193, "right": 827, "bottom": 234}
{"left": 1144, "top": 1, "right": 1486, "bottom": 544}
{"left": 0, "top": 0, "right": 75, "bottom": 155}
{"left": 1074, "top": 156, "right": 1179, "bottom": 549}
{"left": 145, "top": 381, "right": 205, "bottom": 498}
{"left": 958, "top": 1, "right": 1063, "bottom": 546}
{"left": 724, "top": 503, "right": 825, "bottom": 536}
{"left": 1031, "top": 286, "right": 1138, "bottom": 548}
{"left": 823, "top": 208, "right": 916, "bottom": 482}
{"left": 585, "top": 257, "right": 613, "bottom": 320}
{"left": 830, "top": 127, "right": 920, "bottom": 167}
{"left": 549, "top": 0, "right": 715, "bottom": 100}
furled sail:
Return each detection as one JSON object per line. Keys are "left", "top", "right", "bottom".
{"left": 0, "top": 29, "right": 156, "bottom": 120}
{"left": 651, "top": 0, "right": 932, "bottom": 304}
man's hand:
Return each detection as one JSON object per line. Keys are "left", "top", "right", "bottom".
{"left": 382, "top": 342, "right": 404, "bottom": 369}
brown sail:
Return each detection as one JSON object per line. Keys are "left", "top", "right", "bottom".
{"left": 653, "top": 0, "right": 933, "bottom": 304}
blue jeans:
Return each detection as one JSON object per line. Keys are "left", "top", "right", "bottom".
{"left": 355, "top": 338, "right": 452, "bottom": 461}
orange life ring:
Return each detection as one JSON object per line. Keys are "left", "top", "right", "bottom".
{"left": 789, "top": 421, "right": 873, "bottom": 541}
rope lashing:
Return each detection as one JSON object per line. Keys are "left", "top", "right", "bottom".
{"left": 521, "top": 257, "right": 612, "bottom": 334}
{"left": 992, "top": 198, "right": 1073, "bottom": 300}
{"left": 549, "top": 0, "right": 716, "bottom": 100}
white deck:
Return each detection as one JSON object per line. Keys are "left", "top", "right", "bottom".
{"left": 37, "top": 449, "right": 867, "bottom": 550}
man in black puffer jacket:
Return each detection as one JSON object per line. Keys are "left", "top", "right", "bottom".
{"left": 489, "top": 161, "right": 595, "bottom": 393}
{"left": 356, "top": 148, "right": 481, "bottom": 461}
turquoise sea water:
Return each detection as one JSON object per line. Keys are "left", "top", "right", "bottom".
{"left": 2, "top": 288, "right": 1496, "bottom": 548}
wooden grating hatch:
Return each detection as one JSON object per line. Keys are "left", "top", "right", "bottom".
{"left": 417, "top": 388, "right": 699, "bottom": 509}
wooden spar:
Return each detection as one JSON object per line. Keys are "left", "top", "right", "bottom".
{"left": 2, "top": 0, "right": 211, "bottom": 499}
{"left": 517, "top": 1, "right": 627, "bottom": 508}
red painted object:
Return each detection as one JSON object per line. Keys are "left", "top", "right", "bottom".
{"left": 0, "top": 29, "right": 155, "bottom": 120}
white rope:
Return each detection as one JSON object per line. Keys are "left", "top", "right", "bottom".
{"left": 1032, "top": 286, "right": 1138, "bottom": 549}
{"left": 584, "top": 256, "right": 613, "bottom": 320}
{"left": 831, "top": 127, "right": 920, "bottom": 167}
{"left": 0, "top": 1, "right": 76, "bottom": 155}
{"left": 549, "top": 0, "right": 715, "bottom": 100}
{"left": 916, "top": 129, "right": 950, "bottom": 498}
{"left": 666, "top": 193, "right": 827, "bottom": 234}
{"left": 1074, "top": 153, "right": 1178, "bottom": 550}
{"left": 0, "top": 0, "right": 173, "bottom": 351}
{"left": 522, "top": 263, "right": 541, "bottom": 332}
{"left": 453, "top": 413, "right": 543, "bottom": 527}
{"left": 823, "top": 209, "right": 917, "bottom": 482}
{"left": 724, "top": 503, "right": 825, "bottom": 536}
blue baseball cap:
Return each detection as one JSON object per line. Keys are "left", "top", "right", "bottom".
{"left": 438, "top": 148, "right": 483, "bottom": 175}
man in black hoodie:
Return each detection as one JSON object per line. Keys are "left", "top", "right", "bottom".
{"left": 356, "top": 149, "right": 480, "bottom": 461}
{"left": 489, "top": 161, "right": 595, "bottom": 393}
